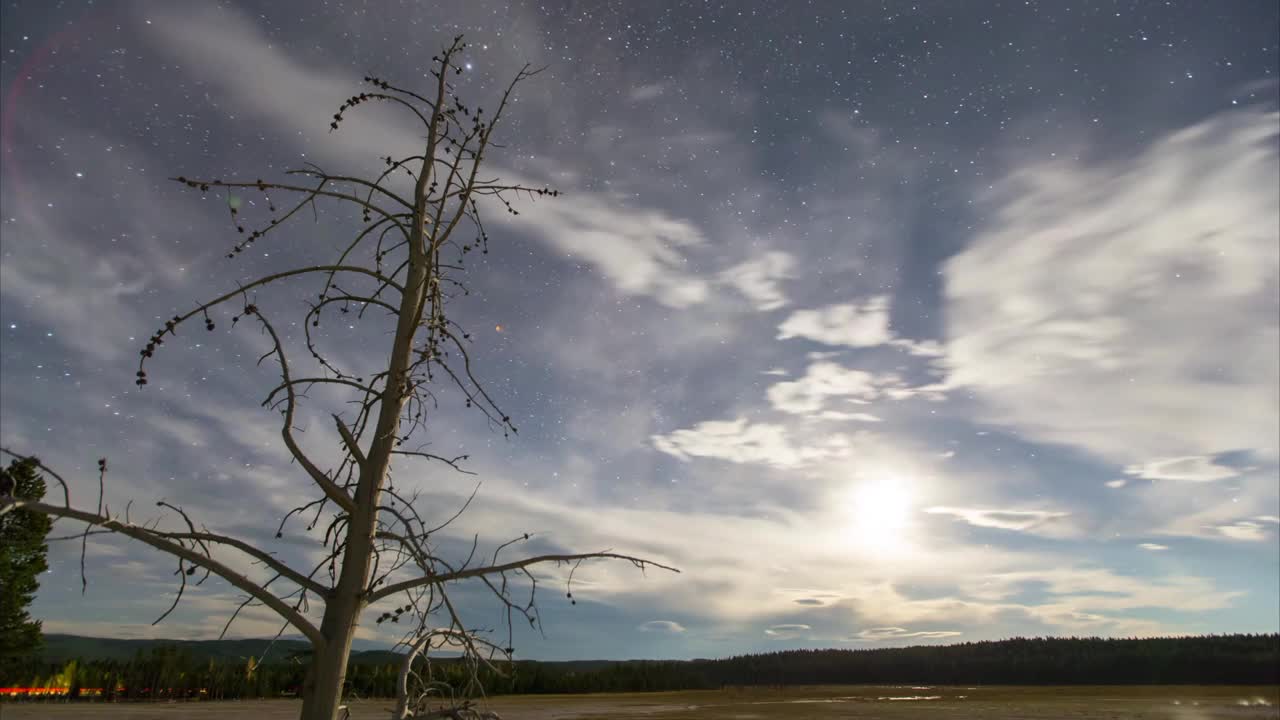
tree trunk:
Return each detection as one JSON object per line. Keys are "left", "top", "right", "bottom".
{"left": 298, "top": 264, "right": 423, "bottom": 720}
{"left": 298, "top": 452, "right": 386, "bottom": 719}
{"left": 300, "top": 124, "right": 434, "bottom": 720}
{"left": 299, "top": 590, "right": 362, "bottom": 720}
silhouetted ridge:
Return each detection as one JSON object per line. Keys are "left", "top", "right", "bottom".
{"left": 6, "top": 633, "right": 1275, "bottom": 699}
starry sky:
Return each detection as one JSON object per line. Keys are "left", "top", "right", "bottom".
{"left": 1, "top": 1, "right": 1277, "bottom": 660}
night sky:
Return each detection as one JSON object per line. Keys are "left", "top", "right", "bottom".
{"left": 1, "top": 1, "right": 1277, "bottom": 660}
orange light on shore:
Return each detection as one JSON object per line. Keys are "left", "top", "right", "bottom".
{"left": 495, "top": 324, "right": 504, "bottom": 332}
{"left": 0, "top": 687, "right": 104, "bottom": 696}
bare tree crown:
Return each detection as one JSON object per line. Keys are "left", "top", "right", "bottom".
{"left": 1, "top": 37, "right": 675, "bottom": 720}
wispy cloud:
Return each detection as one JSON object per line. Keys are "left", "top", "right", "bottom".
{"left": 764, "top": 624, "right": 812, "bottom": 639}
{"left": 924, "top": 507, "right": 1073, "bottom": 535}
{"left": 652, "top": 418, "right": 852, "bottom": 469}
{"left": 718, "top": 251, "right": 797, "bottom": 311}
{"left": 942, "top": 108, "right": 1280, "bottom": 468}
{"left": 766, "top": 361, "right": 882, "bottom": 415}
{"left": 778, "top": 295, "right": 943, "bottom": 358}
{"left": 778, "top": 296, "right": 893, "bottom": 347}
{"left": 139, "top": 3, "right": 714, "bottom": 309}
{"left": 1213, "top": 521, "right": 1271, "bottom": 542}
{"left": 816, "top": 411, "right": 883, "bottom": 422}
{"left": 628, "top": 83, "right": 666, "bottom": 102}
{"left": 848, "top": 627, "right": 962, "bottom": 642}
{"left": 764, "top": 360, "right": 947, "bottom": 418}
{"left": 1124, "top": 456, "right": 1241, "bottom": 482}
{"left": 637, "top": 620, "right": 686, "bottom": 634}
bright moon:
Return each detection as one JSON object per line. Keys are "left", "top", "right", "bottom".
{"left": 844, "top": 475, "right": 914, "bottom": 553}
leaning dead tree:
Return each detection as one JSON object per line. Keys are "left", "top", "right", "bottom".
{"left": 0, "top": 37, "right": 676, "bottom": 720}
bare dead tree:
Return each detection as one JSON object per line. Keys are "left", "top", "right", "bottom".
{"left": 0, "top": 36, "right": 676, "bottom": 720}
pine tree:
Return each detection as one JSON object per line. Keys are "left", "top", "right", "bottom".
{"left": 0, "top": 458, "right": 52, "bottom": 678}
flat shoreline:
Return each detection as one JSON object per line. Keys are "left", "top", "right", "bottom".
{"left": 4, "top": 684, "right": 1279, "bottom": 719}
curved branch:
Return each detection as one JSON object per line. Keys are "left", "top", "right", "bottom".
{"left": 369, "top": 552, "right": 678, "bottom": 603}
{"left": 3, "top": 497, "right": 324, "bottom": 647}
{"left": 284, "top": 169, "right": 414, "bottom": 210}
{"left": 173, "top": 178, "right": 413, "bottom": 244}
{"left": 334, "top": 414, "right": 366, "bottom": 468}
{"left": 161, "top": 530, "right": 329, "bottom": 597}
{"left": 251, "top": 308, "right": 358, "bottom": 516}
{"left": 143, "top": 265, "right": 406, "bottom": 356}
{"left": 262, "top": 376, "right": 379, "bottom": 412}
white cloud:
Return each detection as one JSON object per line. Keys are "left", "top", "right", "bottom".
{"left": 1143, "top": 475, "right": 1280, "bottom": 543}
{"left": 652, "top": 418, "right": 851, "bottom": 469}
{"left": 767, "top": 361, "right": 881, "bottom": 414}
{"left": 0, "top": 121, "right": 195, "bottom": 365}
{"left": 778, "top": 296, "right": 893, "bottom": 347}
{"left": 1124, "top": 456, "right": 1241, "bottom": 482}
{"left": 848, "top": 626, "right": 962, "bottom": 642}
{"left": 1214, "top": 521, "right": 1270, "bottom": 542}
{"left": 0, "top": 245, "right": 154, "bottom": 364}
{"left": 889, "top": 338, "right": 947, "bottom": 357}
{"left": 958, "top": 567, "right": 1239, "bottom": 614}
{"left": 1105, "top": 479, "right": 1128, "bottom": 489}
{"left": 718, "top": 250, "right": 797, "bottom": 310}
{"left": 777, "top": 295, "right": 945, "bottom": 359}
{"left": 345, "top": 463, "right": 1246, "bottom": 643}
{"left": 637, "top": 620, "right": 686, "bottom": 633}
{"left": 827, "top": 570, "right": 1220, "bottom": 639}
{"left": 764, "top": 623, "right": 811, "bottom": 639}
{"left": 765, "top": 361, "right": 946, "bottom": 417}
{"left": 880, "top": 379, "right": 950, "bottom": 402}
{"left": 943, "top": 108, "right": 1280, "bottom": 467}
{"left": 771, "top": 296, "right": 949, "bottom": 409}
{"left": 517, "top": 197, "right": 710, "bottom": 307}
{"left": 817, "top": 411, "right": 883, "bottom": 422}
{"left": 1138, "top": 543, "right": 1169, "bottom": 551}
{"left": 628, "top": 83, "right": 666, "bottom": 102}
{"left": 790, "top": 594, "right": 840, "bottom": 608}
{"left": 925, "top": 506, "right": 1072, "bottom": 534}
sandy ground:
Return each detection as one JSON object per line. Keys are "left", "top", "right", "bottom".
{"left": 3, "top": 685, "right": 1279, "bottom": 719}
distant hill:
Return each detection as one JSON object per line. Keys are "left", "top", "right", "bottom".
{"left": 37, "top": 633, "right": 1279, "bottom": 688}
{"left": 39, "top": 634, "right": 617, "bottom": 670}
{"left": 16, "top": 633, "right": 1278, "bottom": 699}
{"left": 40, "top": 634, "right": 385, "bottom": 665}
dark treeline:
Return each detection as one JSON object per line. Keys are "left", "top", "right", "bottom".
{"left": 3, "top": 634, "right": 1276, "bottom": 701}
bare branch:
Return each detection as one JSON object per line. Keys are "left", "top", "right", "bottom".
{"left": 251, "top": 306, "right": 358, "bottom": 515}
{"left": 2, "top": 498, "right": 324, "bottom": 647}
{"left": 370, "top": 552, "right": 678, "bottom": 603}
{"left": 333, "top": 414, "right": 366, "bottom": 467}
{"left": 161, "top": 530, "right": 328, "bottom": 597}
